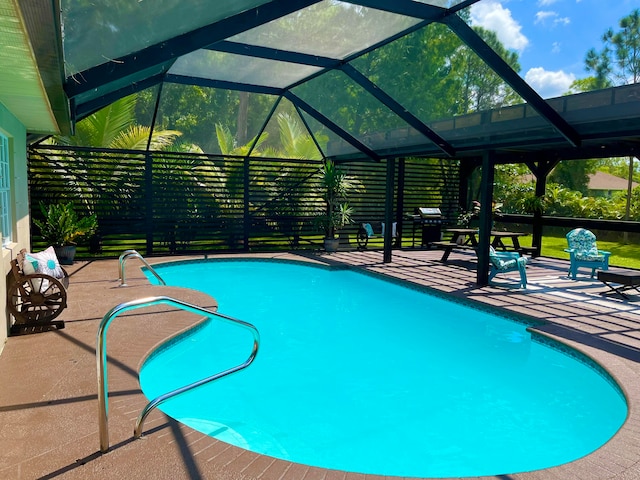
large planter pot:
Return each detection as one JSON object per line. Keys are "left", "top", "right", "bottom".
{"left": 323, "top": 237, "right": 340, "bottom": 252}
{"left": 54, "top": 245, "right": 76, "bottom": 265}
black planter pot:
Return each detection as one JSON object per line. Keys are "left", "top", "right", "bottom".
{"left": 54, "top": 245, "right": 76, "bottom": 265}
{"left": 323, "top": 237, "right": 339, "bottom": 252}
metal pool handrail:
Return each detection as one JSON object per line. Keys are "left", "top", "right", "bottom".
{"left": 96, "top": 295, "right": 260, "bottom": 453}
{"left": 118, "top": 249, "right": 166, "bottom": 287}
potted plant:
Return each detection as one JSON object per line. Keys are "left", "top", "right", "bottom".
{"left": 457, "top": 200, "right": 481, "bottom": 228}
{"left": 457, "top": 200, "right": 503, "bottom": 230}
{"left": 523, "top": 194, "right": 545, "bottom": 215}
{"left": 33, "top": 202, "right": 98, "bottom": 264}
{"left": 316, "top": 160, "right": 355, "bottom": 252}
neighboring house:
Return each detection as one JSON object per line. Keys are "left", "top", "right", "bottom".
{"left": 0, "top": 3, "right": 68, "bottom": 351}
{"left": 587, "top": 171, "right": 638, "bottom": 198}
{"left": 520, "top": 171, "right": 637, "bottom": 198}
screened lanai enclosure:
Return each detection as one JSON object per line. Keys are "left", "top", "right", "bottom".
{"left": 22, "top": 0, "right": 640, "bottom": 282}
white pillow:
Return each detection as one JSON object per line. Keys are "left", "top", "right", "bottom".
{"left": 26, "top": 246, "right": 64, "bottom": 279}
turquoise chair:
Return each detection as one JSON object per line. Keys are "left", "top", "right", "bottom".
{"left": 565, "top": 228, "right": 611, "bottom": 279}
{"left": 489, "top": 246, "right": 528, "bottom": 288}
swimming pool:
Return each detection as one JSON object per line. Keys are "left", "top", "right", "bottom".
{"left": 140, "top": 259, "right": 627, "bottom": 478}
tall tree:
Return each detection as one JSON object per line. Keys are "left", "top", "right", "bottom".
{"left": 582, "top": 8, "right": 640, "bottom": 88}
{"left": 454, "top": 26, "right": 521, "bottom": 113}
{"left": 548, "top": 159, "right": 597, "bottom": 195}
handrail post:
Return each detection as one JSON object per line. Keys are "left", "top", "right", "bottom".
{"left": 96, "top": 296, "right": 259, "bottom": 453}
{"left": 118, "top": 249, "right": 166, "bottom": 287}
{"left": 118, "top": 250, "right": 138, "bottom": 286}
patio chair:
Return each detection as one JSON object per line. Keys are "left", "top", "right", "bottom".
{"left": 489, "top": 246, "right": 528, "bottom": 288}
{"left": 7, "top": 248, "right": 68, "bottom": 334}
{"left": 565, "top": 228, "right": 611, "bottom": 279}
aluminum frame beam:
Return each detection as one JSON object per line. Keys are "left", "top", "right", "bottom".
{"left": 285, "top": 92, "right": 381, "bottom": 161}
{"left": 444, "top": 14, "right": 581, "bottom": 148}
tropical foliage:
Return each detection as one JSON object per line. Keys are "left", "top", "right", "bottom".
{"left": 55, "top": 95, "right": 182, "bottom": 150}
{"left": 569, "top": 8, "right": 640, "bottom": 93}
{"left": 315, "top": 160, "right": 357, "bottom": 239}
{"left": 33, "top": 202, "right": 97, "bottom": 246}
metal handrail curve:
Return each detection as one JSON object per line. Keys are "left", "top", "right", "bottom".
{"left": 118, "top": 249, "right": 166, "bottom": 286}
{"left": 96, "top": 295, "right": 260, "bottom": 453}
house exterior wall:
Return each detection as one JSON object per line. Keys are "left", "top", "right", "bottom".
{"left": 0, "top": 103, "right": 29, "bottom": 353}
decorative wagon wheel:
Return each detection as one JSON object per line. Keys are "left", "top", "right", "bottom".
{"left": 356, "top": 226, "right": 369, "bottom": 249}
{"left": 7, "top": 274, "right": 68, "bottom": 326}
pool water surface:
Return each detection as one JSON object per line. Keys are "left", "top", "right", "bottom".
{"left": 140, "top": 259, "right": 627, "bottom": 478}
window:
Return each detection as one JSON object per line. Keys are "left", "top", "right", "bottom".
{"left": 0, "top": 133, "right": 11, "bottom": 246}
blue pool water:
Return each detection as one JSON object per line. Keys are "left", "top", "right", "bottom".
{"left": 140, "top": 259, "right": 627, "bottom": 478}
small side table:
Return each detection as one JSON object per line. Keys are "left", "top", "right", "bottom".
{"left": 597, "top": 270, "right": 640, "bottom": 299}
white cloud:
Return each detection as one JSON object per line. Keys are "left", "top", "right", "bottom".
{"left": 470, "top": 0, "right": 529, "bottom": 52}
{"left": 525, "top": 67, "right": 575, "bottom": 98}
{"left": 535, "top": 11, "right": 557, "bottom": 24}
{"left": 535, "top": 10, "right": 570, "bottom": 26}
{"left": 538, "top": 0, "right": 558, "bottom": 5}
{"left": 552, "top": 41, "right": 561, "bottom": 54}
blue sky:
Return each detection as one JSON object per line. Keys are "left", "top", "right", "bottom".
{"left": 468, "top": 0, "right": 640, "bottom": 98}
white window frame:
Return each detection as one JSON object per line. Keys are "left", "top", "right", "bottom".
{"left": 0, "top": 133, "right": 11, "bottom": 246}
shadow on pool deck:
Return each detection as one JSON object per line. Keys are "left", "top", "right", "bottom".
{"left": 1, "top": 250, "right": 640, "bottom": 480}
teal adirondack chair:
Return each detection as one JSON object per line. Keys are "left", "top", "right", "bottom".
{"left": 489, "top": 246, "right": 528, "bottom": 288}
{"left": 565, "top": 228, "right": 611, "bottom": 279}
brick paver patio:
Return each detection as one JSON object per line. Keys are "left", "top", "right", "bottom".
{"left": 1, "top": 249, "right": 640, "bottom": 480}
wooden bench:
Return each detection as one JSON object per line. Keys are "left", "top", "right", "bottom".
{"left": 7, "top": 249, "right": 69, "bottom": 334}
{"left": 517, "top": 246, "right": 538, "bottom": 257}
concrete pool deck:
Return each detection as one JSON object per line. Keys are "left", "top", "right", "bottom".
{"left": 1, "top": 249, "right": 640, "bottom": 479}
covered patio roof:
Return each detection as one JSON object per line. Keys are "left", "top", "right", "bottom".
{"left": 16, "top": 0, "right": 640, "bottom": 161}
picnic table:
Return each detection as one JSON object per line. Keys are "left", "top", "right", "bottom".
{"left": 431, "top": 228, "right": 530, "bottom": 262}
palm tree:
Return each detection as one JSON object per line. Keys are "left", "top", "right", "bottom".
{"left": 42, "top": 95, "right": 182, "bottom": 214}
{"left": 33, "top": 95, "right": 185, "bottom": 251}
{"left": 55, "top": 95, "right": 182, "bottom": 150}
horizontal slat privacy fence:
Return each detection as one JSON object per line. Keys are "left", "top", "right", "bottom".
{"left": 27, "top": 146, "right": 460, "bottom": 257}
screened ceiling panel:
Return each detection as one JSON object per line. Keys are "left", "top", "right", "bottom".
{"left": 168, "top": 50, "right": 323, "bottom": 90}
{"left": 155, "top": 83, "right": 279, "bottom": 155}
{"left": 299, "top": 111, "right": 360, "bottom": 158}
{"left": 351, "top": 23, "right": 524, "bottom": 130}
{"left": 72, "top": 62, "right": 173, "bottom": 118}
{"left": 229, "top": 1, "right": 422, "bottom": 59}
{"left": 61, "top": 0, "right": 273, "bottom": 75}
{"left": 292, "top": 69, "right": 432, "bottom": 153}
{"left": 44, "top": 0, "right": 640, "bottom": 161}
{"left": 255, "top": 98, "right": 324, "bottom": 159}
